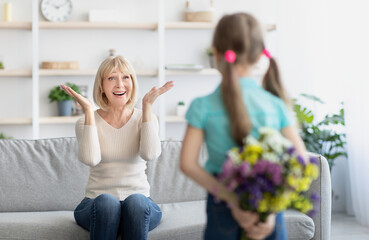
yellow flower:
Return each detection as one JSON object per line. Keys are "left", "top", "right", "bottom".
{"left": 287, "top": 175, "right": 298, "bottom": 188}
{"left": 258, "top": 199, "right": 269, "bottom": 213}
{"left": 304, "top": 164, "right": 319, "bottom": 179}
{"left": 297, "top": 177, "right": 312, "bottom": 192}
{"left": 241, "top": 145, "right": 263, "bottom": 165}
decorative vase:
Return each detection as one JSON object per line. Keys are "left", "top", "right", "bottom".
{"left": 58, "top": 100, "right": 73, "bottom": 116}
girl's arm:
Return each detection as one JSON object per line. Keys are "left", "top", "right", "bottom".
{"left": 281, "top": 125, "right": 308, "bottom": 160}
{"left": 180, "top": 125, "right": 259, "bottom": 230}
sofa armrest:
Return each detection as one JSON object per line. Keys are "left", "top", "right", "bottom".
{"left": 307, "top": 154, "right": 331, "bottom": 240}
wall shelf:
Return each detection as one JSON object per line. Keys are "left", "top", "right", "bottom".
{"left": 0, "top": 22, "right": 32, "bottom": 30}
{"left": 165, "top": 22, "right": 276, "bottom": 31}
{"left": 0, "top": 69, "right": 32, "bottom": 77}
{"left": 39, "top": 116, "right": 81, "bottom": 124}
{"left": 39, "top": 69, "right": 157, "bottom": 77}
{"left": 165, "top": 115, "right": 186, "bottom": 123}
{"left": 0, "top": 117, "right": 32, "bottom": 125}
{"left": 165, "top": 68, "right": 219, "bottom": 76}
{"left": 38, "top": 21, "right": 158, "bottom": 30}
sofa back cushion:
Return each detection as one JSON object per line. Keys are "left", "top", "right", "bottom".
{"left": 0, "top": 138, "right": 207, "bottom": 212}
{"left": 146, "top": 141, "right": 207, "bottom": 204}
{"left": 0, "top": 138, "right": 89, "bottom": 212}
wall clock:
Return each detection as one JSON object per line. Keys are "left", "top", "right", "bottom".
{"left": 41, "top": 0, "right": 73, "bottom": 22}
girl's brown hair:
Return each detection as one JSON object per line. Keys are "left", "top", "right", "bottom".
{"left": 212, "top": 13, "right": 289, "bottom": 145}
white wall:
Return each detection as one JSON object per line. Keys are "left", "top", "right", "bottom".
{"left": 0, "top": 0, "right": 350, "bottom": 211}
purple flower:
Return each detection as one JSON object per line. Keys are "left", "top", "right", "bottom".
{"left": 311, "top": 193, "right": 320, "bottom": 202}
{"left": 287, "top": 146, "right": 296, "bottom": 155}
{"left": 251, "top": 160, "right": 283, "bottom": 186}
{"left": 310, "top": 156, "right": 319, "bottom": 165}
{"left": 239, "top": 162, "right": 250, "bottom": 177}
{"left": 297, "top": 155, "right": 306, "bottom": 166}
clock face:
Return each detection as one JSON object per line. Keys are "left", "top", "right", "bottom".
{"left": 41, "top": 0, "right": 73, "bottom": 22}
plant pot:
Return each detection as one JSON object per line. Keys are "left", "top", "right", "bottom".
{"left": 58, "top": 100, "right": 73, "bottom": 116}
{"left": 209, "top": 55, "right": 216, "bottom": 68}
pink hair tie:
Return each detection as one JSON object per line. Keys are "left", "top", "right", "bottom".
{"left": 263, "top": 49, "right": 272, "bottom": 59}
{"left": 224, "top": 50, "right": 236, "bottom": 63}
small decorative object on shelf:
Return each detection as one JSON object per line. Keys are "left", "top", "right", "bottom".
{"left": 72, "top": 85, "right": 87, "bottom": 116}
{"left": 48, "top": 83, "right": 80, "bottom": 116}
{"left": 41, "top": 61, "right": 79, "bottom": 70}
{"left": 4, "top": 2, "right": 12, "bottom": 22}
{"left": 176, "top": 101, "right": 186, "bottom": 117}
{"left": 165, "top": 64, "right": 203, "bottom": 71}
{"left": 41, "top": 0, "right": 73, "bottom": 22}
{"left": 109, "top": 49, "right": 116, "bottom": 57}
{"left": 184, "top": 0, "right": 214, "bottom": 22}
{"left": 205, "top": 47, "right": 216, "bottom": 68}
{"left": 0, "top": 132, "right": 12, "bottom": 139}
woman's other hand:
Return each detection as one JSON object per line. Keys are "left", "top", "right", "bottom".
{"left": 142, "top": 81, "right": 174, "bottom": 108}
{"left": 60, "top": 84, "right": 93, "bottom": 112}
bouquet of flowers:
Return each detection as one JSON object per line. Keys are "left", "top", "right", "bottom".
{"left": 218, "top": 127, "right": 319, "bottom": 239}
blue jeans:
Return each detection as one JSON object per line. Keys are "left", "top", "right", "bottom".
{"left": 204, "top": 194, "right": 287, "bottom": 240}
{"left": 74, "top": 193, "right": 162, "bottom": 240}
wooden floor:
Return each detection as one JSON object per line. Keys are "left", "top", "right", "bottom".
{"left": 332, "top": 213, "right": 369, "bottom": 240}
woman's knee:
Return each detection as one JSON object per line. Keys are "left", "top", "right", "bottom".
{"left": 94, "top": 193, "right": 121, "bottom": 216}
{"left": 122, "top": 194, "right": 150, "bottom": 217}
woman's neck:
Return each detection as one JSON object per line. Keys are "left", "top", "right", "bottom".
{"left": 98, "top": 106, "right": 134, "bottom": 128}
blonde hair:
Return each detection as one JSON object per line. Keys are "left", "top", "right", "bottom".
{"left": 213, "top": 13, "right": 290, "bottom": 145}
{"left": 93, "top": 55, "right": 139, "bottom": 111}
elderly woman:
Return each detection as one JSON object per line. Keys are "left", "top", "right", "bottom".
{"left": 61, "top": 55, "right": 173, "bottom": 240}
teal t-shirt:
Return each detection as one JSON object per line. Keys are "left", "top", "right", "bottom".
{"left": 185, "top": 77, "right": 294, "bottom": 174}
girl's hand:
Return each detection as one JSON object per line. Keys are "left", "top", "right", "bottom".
{"left": 142, "top": 81, "right": 174, "bottom": 108}
{"left": 230, "top": 203, "right": 259, "bottom": 231}
{"left": 60, "top": 84, "right": 93, "bottom": 112}
{"left": 246, "top": 213, "right": 276, "bottom": 240}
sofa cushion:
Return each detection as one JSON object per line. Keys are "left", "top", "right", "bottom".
{"left": 147, "top": 141, "right": 207, "bottom": 204}
{"left": 285, "top": 209, "right": 315, "bottom": 240}
{"left": 0, "top": 201, "right": 206, "bottom": 240}
{"left": 0, "top": 205, "right": 314, "bottom": 240}
{"left": 0, "top": 138, "right": 89, "bottom": 212}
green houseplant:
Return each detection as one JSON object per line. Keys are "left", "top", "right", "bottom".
{"left": 0, "top": 133, "right": 12, "bottom": 139}
{"left": 293, "top": 94, "right": 347, "bottom": 171}
{"left": 48, "top": 83, "right": 80, "bottom": 116}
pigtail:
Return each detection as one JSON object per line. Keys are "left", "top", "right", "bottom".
{"left": 221, "top": 60, "right": 252, "bottom": 146}
{"left": 262, "top": 57, "right": 291, "bottom": 107}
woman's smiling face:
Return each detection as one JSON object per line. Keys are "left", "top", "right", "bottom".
{"left": 102, "top": 68, "right": 133, "bottom": 107}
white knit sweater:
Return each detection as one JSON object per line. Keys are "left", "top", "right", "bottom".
{"left": 75, "top": 108, "right": 161, "bottom": 201}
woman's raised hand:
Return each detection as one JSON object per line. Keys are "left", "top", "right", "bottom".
{"left": 60, "top": 84, "right": 93, "bottom": 112}
{"left": 142, "top": 81, "right": 174, "bottom": 107}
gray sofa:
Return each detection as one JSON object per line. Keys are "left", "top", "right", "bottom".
{"left": 0, "top": 138, "right": 331, "bottom": 240}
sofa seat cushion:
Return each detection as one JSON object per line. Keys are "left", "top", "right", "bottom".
{"left": 285, "top": 209, "right": 315, "bottom": 240}
{"left": 0, "top": 203, "right": 313, "bottom": 240}
{"left": 0, "top": 201, "right": 206, "bottom": 240}
{"left": 0, "top": 211, "right": 89, "bottom": 239}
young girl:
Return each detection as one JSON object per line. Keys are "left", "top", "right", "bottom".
{"left": 180, "top": 13, "right": 307, "bottom": 240}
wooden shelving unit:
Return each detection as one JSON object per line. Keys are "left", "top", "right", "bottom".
{"left": 0, "top": 22, "right": 32, "bottom": 30}
{"left": 0, "top": 117, "right": 32, "bottom": 125}
{"left": 165, "top": 115, "right": 186, "bottom": 123}
{"left": 0, "top": 0, "right": 278, "bottom": 139}
{"left": 165, "top": 22, "right": 276, "bottom": 31}
{"left": 0, "top": 70, "right": 32, "bottom": 77}
{"left": 39, "top": 116, "right": 81, "bottom": 124}
{"left": 38, "top": 21, "right": 158, "bottom": 30}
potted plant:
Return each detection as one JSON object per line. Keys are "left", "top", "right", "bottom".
{"left": 205, "top": 47, "right": 216, "bottom": 68}
{"left": 176, "top": 101, "right": 186, "bottom": 117}
{"left": 48, "top": 83, "right": 80, "bottom": 116}
{"left": 293, "top": 94, "right": 347, "bottom": 171}
{"left": 0, "top": 133, "right": 12, "bottom": 139}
